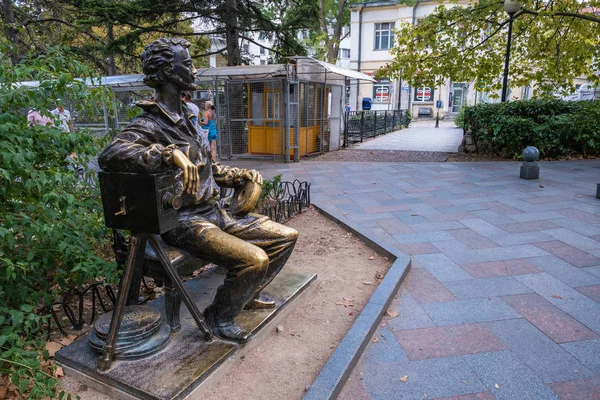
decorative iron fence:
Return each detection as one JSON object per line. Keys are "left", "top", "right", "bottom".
{"left": 344, "top": 110, "right": 409, "bottom": 147}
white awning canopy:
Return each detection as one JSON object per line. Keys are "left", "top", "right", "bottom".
{"left": 290, "top": 56, "right": 376, "bottom": 83}
{"left": 194, "top": 64, "right": 289, "bottom": 81}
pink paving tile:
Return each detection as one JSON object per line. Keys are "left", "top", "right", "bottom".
{"left": 481, "top": 202, "right": 525, "bottom": 215}
{"left": 395, "top": 323, "right": 506, "bottom": 361}
{"left": 433, "top": 393, "right": 495, "bottom": 400}
{"left": 592, "top": 235, "right": 600, "bottom": 243}
{"left": 461, "top": 191, "right": 503, "bottom": 199}
{"left": 498, "top": 220, "right": 561, "bottom": 233}
{"left": 403, "top": 267, "right": 457, "bottom": 304}
{"left": 367, "top": 191, "right": 394, "bottom": 201}
{"left": 449, "top": 229, "right": 499, "bottom": 250}
{"left": 461, "top": 259, "right": 542, "bottom": 278}
{"left": 376, "top": 218, "right": 414, "bottom": 235}
{"left": 501, "top": 293, "right": 599, "bottom": 343}
{"left": 425, "top": 212, "right": 476, "bottom": 223}
{"left": 338, "top": 375, "right": 370, "bottom": 400}
{"left": 576, "top": 285, "right": 600, "bottom": 303}
{"left": 534, "top": 241, "right": 600, "bottom": 268}
{"left": 403, "top": 187, "right": 440, "bottom": 194}
{"left": 548, "top": 376, "right": 600, "bottom": 400}
{"left": 525, "top": 195, "right": 575, "bottom": 204}
{"left": 395, "top": 242, "right": 440, "bottom": 255}
{"left": 420, "top": 196, "right": 453, "bottom": 207}
{"left": 363, "top": 204, "right": 410, "bottom": 214}
{"left": 558, "top": 208, "right": 600, "bottom": 224}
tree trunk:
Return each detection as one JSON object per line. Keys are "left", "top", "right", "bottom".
{"left": 224, "top": 0, "right": 241, "bottom": 66}
{"left": 2, "top": 0, "right": 20, "bottom": 65}
{"left": 106, "top": 20, "right": 117, "bottom": 75}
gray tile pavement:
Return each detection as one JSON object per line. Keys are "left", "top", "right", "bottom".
{"left": 227, "top": 158, "right": 600, "bottom": 400}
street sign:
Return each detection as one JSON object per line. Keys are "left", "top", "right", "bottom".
{"left": 436, "top": 100, "right": 442, "bottom": 108}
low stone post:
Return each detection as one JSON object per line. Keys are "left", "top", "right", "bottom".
{"left": 520, "top": 146, "right": 540, "bottom": 180}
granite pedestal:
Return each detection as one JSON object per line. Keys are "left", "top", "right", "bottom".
{"left": 56, "top": 267, "right": 316, "bottom": 400}
{"left": 520, "top": 161, "right": 539, "bottom": 180}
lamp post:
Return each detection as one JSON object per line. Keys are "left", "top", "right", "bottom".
{"left": 501, "top": 0, "right": 522, "bottom": 102}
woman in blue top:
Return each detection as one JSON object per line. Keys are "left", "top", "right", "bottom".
{"left": 201, "top": 100, "right": 218, "bottom": 162}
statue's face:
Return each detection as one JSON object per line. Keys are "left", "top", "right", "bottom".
{"left": 168, "top": 45, "right": 197, "bottom": 91}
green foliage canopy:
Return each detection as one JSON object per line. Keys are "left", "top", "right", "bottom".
{"left": 379, "top": 0, "right": 600, "bottom": 96}
{"left": 0, "top": 45, "right": 116, "bottom": 398}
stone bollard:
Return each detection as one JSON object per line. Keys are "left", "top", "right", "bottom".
{"left": 520, "top": 146, "right": 540, "bottom": 180}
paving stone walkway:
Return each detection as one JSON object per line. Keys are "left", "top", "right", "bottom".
{"left": 354, "top": 120, "right": 464, "bottom": 153}
{"left": 230, "top": 158, "right": 600, "bottom": 400}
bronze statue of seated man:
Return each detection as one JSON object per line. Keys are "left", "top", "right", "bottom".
{"left": 98, "top": 37, "right": 298, "bottom": 343}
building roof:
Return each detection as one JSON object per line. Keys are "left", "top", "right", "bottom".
{"left": 291, "top": 56, "right": 376, "bottom": 82}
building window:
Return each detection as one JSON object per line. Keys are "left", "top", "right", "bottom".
{"left": 258, "top": 32, "right": 266, "bottom": 41}
{"left": 243, "top": 44, "right": 250, "bottom": 53}
{"left": 260, "top": 59, "right": 266, "bottom": 65}
{"left": 413, "top": 87, "right": 434, "bottom": 102}
{"left": 373, "top": 82, "right": 391, "bottom": 103}
{"left": 340, "top": 48, "right": 351, "bottom": 59}
{"left": 522, "top": 86, "right": 531, "bottom": 100}
{"left": 260, "top": 47, "right": 266, "bottom": 55}
{"left": 302, "top": 29, "right": 309, "bottom": 39}
{"left": 374, "top": 22, "right": 395, "bottom": 50}
{"left": 266, "top": 91, "right": 280, "bottom": 120}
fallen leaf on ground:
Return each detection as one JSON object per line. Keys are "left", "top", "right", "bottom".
{"left": 362, "top": 281, "right": 373, "bottom": 285}
{"left": 368, "top": 256, "right": 375, "bottom": 260}
{"left": 0, "top": 385, "right": 7, "bottom": 399}
{"left": 553, "top": 294, "right": 563, "bottom": 299}
{"left": 372, "top": 337, "right": 379, "bottom": 343}
{"left": 399, "top": 375, "right": 408, "bottom": 382}
{"left": 335, "top": 297, "right": 355, "bottom": 307}
{"left": 424, "top": 394, "right": 428, "bottom": 398}
{"left": 539, "top": 184, "right": 544, "bottom": 188}
{"left": 57, "top": 334, "right": 77, "bottom": 347}
{"left": 45, "top": 341, "right": 62, "bottom": 357}
{"left": 386, "top": 310, "right": 401, "bottom": 318}
{"left": 411, "top": 213, "right": 419, "bottom": 216}
{"left": 54, "top": 366, "right": 64, "bottom": 378}
{"left": 494, "top": 383, "right": 500, "bottom": 389}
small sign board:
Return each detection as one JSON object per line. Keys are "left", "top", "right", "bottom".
{"left": 436, "top": 100, "right": 442, "bottom": 108}
{"left": 414, "top": 87, "right": 434, "bottom": 102}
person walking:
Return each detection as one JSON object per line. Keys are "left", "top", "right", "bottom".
{"left": 201, "top": 100, "right": 218, "bottom": 162}
{"left": 51, "top": 100, "right": 75, "bottom": 133}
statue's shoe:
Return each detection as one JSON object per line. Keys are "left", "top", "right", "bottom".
{"left": 244, "top": 297, "right": 276, "bottom": 310}
{"left": 204, "top": 310, "right": 252, "bottom": 343}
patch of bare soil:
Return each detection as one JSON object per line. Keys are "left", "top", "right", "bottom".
{"left": 60, "top": 207, "right": 392, "bottom": 400}
{"left": 311, "top": 149, "right": 449, "bottom": 162}
{"left": 446, "top": 152, "right": 507, "bottom": 162}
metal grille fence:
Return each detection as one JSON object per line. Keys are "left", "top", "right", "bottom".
{"left": 344, "top": 110, "right": 409, "bottom": 147}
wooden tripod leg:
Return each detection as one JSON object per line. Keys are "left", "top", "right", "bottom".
{"left": 148, "top": 236, "right": 213, "bottom": 342}
{"left": 97, "top": 234, "right": 148, "bottom": 371}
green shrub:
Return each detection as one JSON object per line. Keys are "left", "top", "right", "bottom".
{"left": 464, "top": 99, "right": 600, "bottom": 158}
{"left": 454, "top": 106, "right": 466, "bottom": 129}
{"left": 0, "top": 46, "right": 116, "bottom": 398}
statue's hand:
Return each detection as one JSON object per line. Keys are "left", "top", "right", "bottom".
{"left": 172, "top": 149, "right": 199, "bottom": 194}
{"left": 240, "top": 169, "right": 263, "bottom": 186}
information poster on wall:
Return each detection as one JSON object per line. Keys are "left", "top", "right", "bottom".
{"left": 414, "top": 87, "right": 434, "bottom": 102}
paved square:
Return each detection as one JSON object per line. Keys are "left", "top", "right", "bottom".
{"left": 229, "top": 157, "right": 600, "bottom": 400}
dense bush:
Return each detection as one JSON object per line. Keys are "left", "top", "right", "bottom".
{"left": 463, "top": 99, "right": 600, "bottom": 158}
{"left": 0, "top": 47, "right": 116, "bottom": 398}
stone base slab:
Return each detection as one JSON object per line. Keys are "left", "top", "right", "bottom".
{"left": 56, "top": 268, "right": 316, "bottom": 400}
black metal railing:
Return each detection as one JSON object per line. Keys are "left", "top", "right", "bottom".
{"left": 344, "top": 110, "right": 409, "bottom": 147}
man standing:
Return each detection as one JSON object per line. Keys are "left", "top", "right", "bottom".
{"left": 181, "top": 91, "right": 200, "bottom": 127}
{"left": 51, "top": 100, "right": 75, "bottom": 133}
{"left": 98, "top": 38, "right": 298, "bottom": 343}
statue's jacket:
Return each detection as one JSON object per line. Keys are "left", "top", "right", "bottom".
{"left": 98, "top": 100, "right": 244, "bottom": 218}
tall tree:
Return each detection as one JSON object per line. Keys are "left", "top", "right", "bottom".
{"left": 379, "top": 0, "right": 600, "bottom": 96}
{"left": 308, "top": 0, "right": 350, "bottom": 63}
